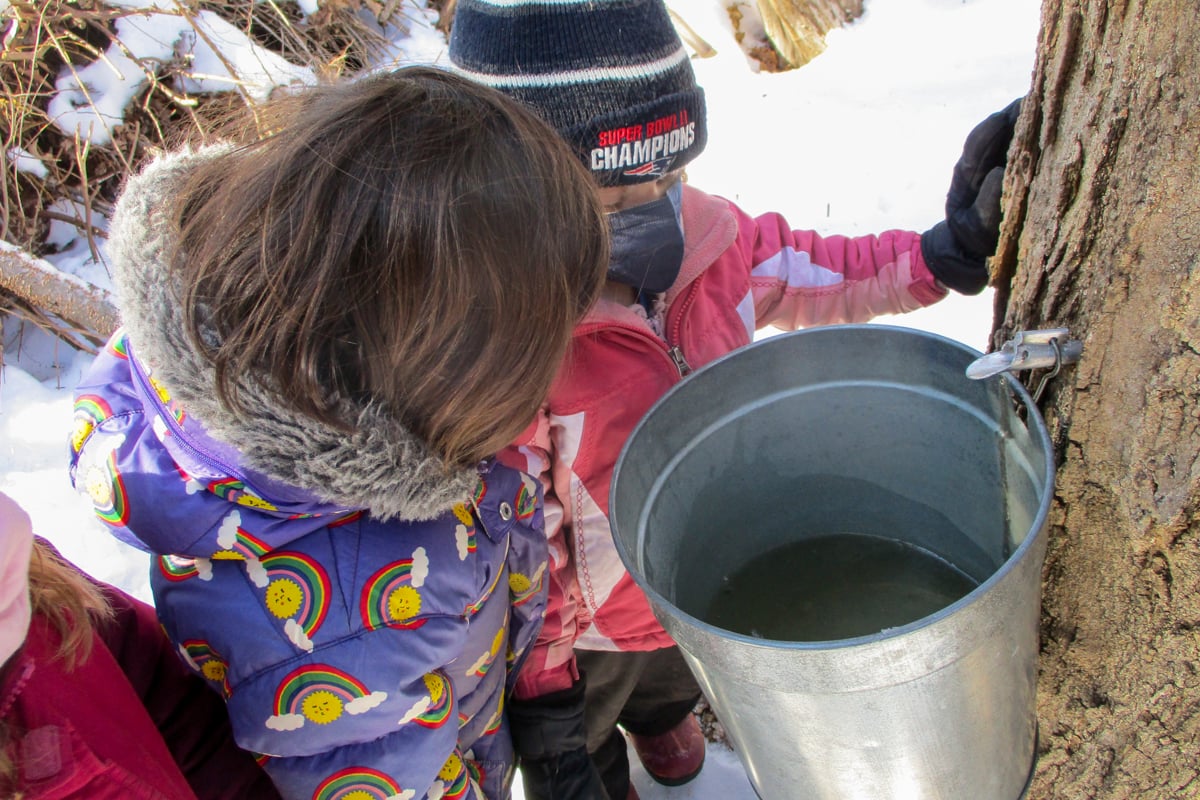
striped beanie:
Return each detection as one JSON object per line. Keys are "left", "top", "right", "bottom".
{"left": 448, "top": 0, "right": 707, "bottom": 186}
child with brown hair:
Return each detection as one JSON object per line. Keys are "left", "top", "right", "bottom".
{"left": 68, "top": 66, "right": 608, "bottom": 799}
{"left": 447, "top": 2, "right": 1020, "bottom": 798}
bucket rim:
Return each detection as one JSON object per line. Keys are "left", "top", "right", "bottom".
{"left": 609, "top": 323, "right": 1056, "bottom": 651}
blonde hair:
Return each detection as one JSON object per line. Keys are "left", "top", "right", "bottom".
{"left": 26, "top": 540, "right": 113, "bottom": 668}
{"left": 0, "top": 540, "right": 113, "bottom": 790}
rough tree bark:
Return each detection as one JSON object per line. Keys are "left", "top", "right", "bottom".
{"left": 992, "top": 1, "right": 1199, "bottom": 797}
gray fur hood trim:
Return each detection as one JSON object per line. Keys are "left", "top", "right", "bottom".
{"left": 107, "top": 147, "right": 478, "bottom": 521}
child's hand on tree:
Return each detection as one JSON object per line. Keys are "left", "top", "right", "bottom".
{"left": 921, "top": 97, "right": 1023, "bottom": 294}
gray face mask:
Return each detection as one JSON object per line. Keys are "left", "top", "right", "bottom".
{"left": 605, "top": 181, "right": 684, "bottom": 294}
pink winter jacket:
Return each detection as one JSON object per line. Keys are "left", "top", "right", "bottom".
{"left": 503, "top": 185, "right": 947, "bottom": 698}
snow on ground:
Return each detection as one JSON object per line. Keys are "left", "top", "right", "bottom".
{"left": 1, "top": 0, "right": 1041, "bottom": 795}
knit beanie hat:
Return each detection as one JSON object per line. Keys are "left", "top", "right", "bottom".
{"left": 448, "top": 0, "right": 707, "bottom": 186}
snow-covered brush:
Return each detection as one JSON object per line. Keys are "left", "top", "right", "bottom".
{"left": 1, "top": 0, "right": 417, "bottom": 350}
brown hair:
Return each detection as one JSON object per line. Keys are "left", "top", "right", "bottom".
{"left": 170, "top": 67, "right": 608, "bottom": 466}
{"left": 1, "top": 540, "right": 113, "bottom": 790}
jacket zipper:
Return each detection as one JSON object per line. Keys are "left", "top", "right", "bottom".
{"left": 664, "top": 280, "right": 702, "bottom": 377}
{"left": 577, "top": 281, "right": 703, "bottom": 379}
{"left": 667, "top": 345, "right": 691, "bottom": 377}
{"left": 580, "top": 319, "right": 690, "bottom": 380}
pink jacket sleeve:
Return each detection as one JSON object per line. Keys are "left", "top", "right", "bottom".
{"left": 500, "top": 410, "right": 582, "bottom": 700}
{"left": 735, "top": 207, "right": 948, "bottom": 329}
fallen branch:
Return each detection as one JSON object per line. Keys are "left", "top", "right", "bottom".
{"left": 2, "top": 293, "right": 102, "bottom": 356}
{"left": 0, "top": 240, "right": 119, "bottom": 344}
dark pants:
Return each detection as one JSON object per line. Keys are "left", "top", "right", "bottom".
{"left": 575, "top": 647, "right": 703, "bottom": 800}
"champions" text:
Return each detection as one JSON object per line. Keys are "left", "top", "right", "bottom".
{"left": 591, "top": 111, "right": 696, "bottom": 172}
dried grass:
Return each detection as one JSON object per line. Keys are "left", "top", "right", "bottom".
{"left": 1, "top": 0, "right": 415, "bottom": 346}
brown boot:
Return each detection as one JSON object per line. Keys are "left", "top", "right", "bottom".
{"left": 627, "top": 714, "right": 706, "bottom": 786}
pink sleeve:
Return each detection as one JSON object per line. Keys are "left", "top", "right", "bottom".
{"left": 499, "top": 411, "right": 581, "bottom": 700}
{"left": 739, "top": 209, "right": 948, "bottom": 330}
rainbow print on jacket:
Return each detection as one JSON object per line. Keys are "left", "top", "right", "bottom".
{"left": 266, "top": 664, "right": 387, "bottom": 731}
{"left": 157, "top": 554, "right": 213, "bottom": 582}
{"left": 77, "top": 431, "right": 130, "bottom": 527}
{"left": 360, "top": 547, "right": 429, "bottom": 631}
{"left": 434, "top": 752, "right": 471, "bottom": 800}
{"left": 214, "top": 511, "right": 271, "bottom": 562}
{"left": 452, "top": 502, "right": 477, "bottom": 561}
{"left": 71, "top": 394, "right": 113, "bottom": 453}
{"left": 105, "top": 333, "right": 130, "bottom": 360}
{"left": 178, "top": 639, "right": 231, "bottom": 696}
{"left": 312, "top": 766, "right": 413, "bottom": 800}
{"left": 481, "top": 692, "right": 503, "bottom": 737}
{"left": 208, "top": 477, "right": 278, "bottom": 511}
{"left": 509, "top": 561, "right": 547, "bottom": 608}
{"left": 464, "top": 627, "right": 504, "bottom": 679}
{"left": 256, "top": 549, "right": 331, "bottom": 652}
{"left": 514, "top": 473, "right": 537, "bottom": 521}
{"left": 397, "top": 671, "right": 454, "bottom": 729}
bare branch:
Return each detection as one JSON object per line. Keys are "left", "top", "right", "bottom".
{"left": 0, "top": 240, "right": 118, "bottom": 342}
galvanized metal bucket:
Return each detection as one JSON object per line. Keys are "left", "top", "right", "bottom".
{"left": 610, "top": 325, "right": 1052, "bottom": 800}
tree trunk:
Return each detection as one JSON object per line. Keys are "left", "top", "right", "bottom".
{"left": 992, "top": 1, "right": 1200, "bottom": 797}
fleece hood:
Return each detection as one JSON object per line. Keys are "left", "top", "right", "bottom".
{"left": 105, "top": 147, "right": 478, "bottom": 522}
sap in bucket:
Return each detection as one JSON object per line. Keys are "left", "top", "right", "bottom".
{"left": 609, "top": 325, "right": 1053, "bottom": 800}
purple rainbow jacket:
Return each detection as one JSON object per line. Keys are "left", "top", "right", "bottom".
{"left": 67, "top": 148, "right": 548, "bottom": 800}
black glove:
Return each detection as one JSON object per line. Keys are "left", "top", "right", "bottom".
{"left": 508, "top": 677, "right": 609, "bottom": 800}
{"left": 922, "top": 97, "right": 1022, "bottom": 294}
